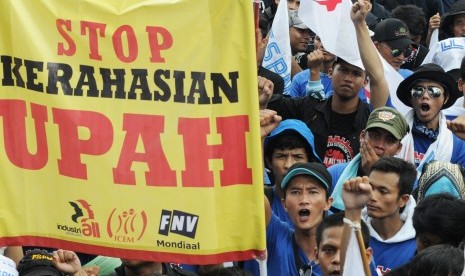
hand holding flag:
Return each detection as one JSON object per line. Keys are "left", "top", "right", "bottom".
{"left": 341, "top": 176, "right": 373, "bottom": 276}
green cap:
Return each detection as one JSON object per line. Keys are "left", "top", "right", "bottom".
{"left": 366, "top": 107, "right": 409, "bottom": 140}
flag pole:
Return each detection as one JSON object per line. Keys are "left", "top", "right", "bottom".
{"left": 355, "top": 228, "right": 372, "bottom": 276}
{"left": 253, "top": 0, "right": 260, "bottom": 56}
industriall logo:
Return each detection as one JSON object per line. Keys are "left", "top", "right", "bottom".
{"left": 157, "top": 209, "right": 200, "bottom": 250}
{"left": 57, "top": 199, "right": 101, "bottom": 238}
{"left": 106, "top": 208, "right": 148, "bottom": 243}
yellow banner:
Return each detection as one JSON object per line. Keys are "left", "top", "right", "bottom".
{"left": 0, "top": 0, "right": 265, "bottom": 264}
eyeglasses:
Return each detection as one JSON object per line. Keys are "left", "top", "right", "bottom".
{"left": 299, "top": 264, "right": 313, "bottom": 276}
{"left": 380, "top": 42, "right": 412, "bottom": 58}
{"left": 410, "top": 86, "right": 443, "bottom": 98}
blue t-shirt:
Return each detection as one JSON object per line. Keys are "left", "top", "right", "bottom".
{"left": 290, "top": 69, "right": 333, "bottom": 98}
{"left": 370, "top": 237, "right": 416, "bottom": 274}
{"left": 267, "top": 215, "right": 321, "bottom": 276}
{"left": 412, "top": 132, "right": 465, "bottom": 168}
{"left": 398, "top": 68, "right": 413, "bottom": 79}
{"left": 412, "top": 131, "right": 465, "bottom": 190}
{"left": 270, "top": 186, "right": 294, "bottom": 229}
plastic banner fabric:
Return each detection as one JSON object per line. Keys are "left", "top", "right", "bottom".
{"left": 0, "top": 0, "right": 265, "bottom": 264}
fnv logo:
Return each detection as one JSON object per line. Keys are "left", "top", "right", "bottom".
{"left": 158, "top": 209, "right": 199, "bottom": 239}
{"left": 58, "top": 199, "right": 100, "bottom": 238}
{"left": 107, "top": 208, "right": 148, "bottom": 243}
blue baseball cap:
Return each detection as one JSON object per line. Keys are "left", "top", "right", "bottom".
{"left": 281, "top": 162, "right": 331, "bottom": 193}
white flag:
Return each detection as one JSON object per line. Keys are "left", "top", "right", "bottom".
{"left": 343, "top": 228, "right": 367, "bottom": 276}
{"left": 421, "top": 29, "right": 439, "bottom": 65}
{"left": 299, "top": 0, "right": 363, "bottom": 69}
{"left": 299, "top": 0, "right": 409, "bottom": 114}
{"left": 262, "top": 0, "right": 292, "bottom": 95}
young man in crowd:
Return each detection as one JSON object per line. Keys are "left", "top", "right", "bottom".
{"left": 314, "top": 212, "right": 376, "bottom": 276}
{"left": 341, "top": 157, "right": 418, "bottom": 274}
{"left": 351, "top": 0, "right": 465, "bottom": 178}
{"left": 372, "top": 18, "right": 415, "bottom": 78}
{"left": 395, "top": 63, "right": 465, "bottom": 176}
{"left": 329, "top": 106, "right": 409, "bottom": 212}
{"left": 263, "top": 119, "right": 321, "bottom": 226}
{"left": 264, "top": 162, "right": 333, "bottom": 275}
{"left": 288, "top": 10, "right": 315, "bottom": 76}
{"left": 289, "top": 36, "right": 370, "bottom": 103}
{"left": 390, "top": 5, "right": 429, "bottom": 70}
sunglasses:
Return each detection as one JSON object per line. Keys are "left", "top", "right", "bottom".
{"left": 380, "top": 43, "right": 412, "bottom": 58}
{"left": 410, "top": 86, "right": 443, "bottom": 98}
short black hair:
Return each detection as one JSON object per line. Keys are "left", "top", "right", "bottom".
{"left": 264, "top": 132, "right": 311, "bottom": 162}
{"left": 390, "top": 5, "right": 426, "bottom": 37}
{"left": 408, "top": 244, "right": 464, "bottom": 276}
{"left": 413, "top": 193, "right": 465, "bottom": 247}
{"left": 316, "top": 212, "right": 370, "bottom": 248}
{"left": 370, "top": 157, "right": 417, "bottom": 197}
{"left": 332, "top": 57, "right": 366, "bottom": 79}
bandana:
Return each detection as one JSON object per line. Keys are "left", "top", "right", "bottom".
{"left": 412, "top": 117, "right": 439, "bottom": 140}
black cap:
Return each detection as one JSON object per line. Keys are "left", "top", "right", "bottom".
{"left": 373, "top": 18, "right": 416, "bottom": 50}
{"left": 17, "top": 249, "right": 63, "bottom": 276}
{"left": 397, "top": 63, "right": 461, "bottom": 109}
{"left": 281, "top": 162, "right": 331, "bottom": 193}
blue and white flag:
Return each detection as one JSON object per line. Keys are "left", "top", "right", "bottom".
{"left": 262, "top": 0, "right": 292, "bottom": 95}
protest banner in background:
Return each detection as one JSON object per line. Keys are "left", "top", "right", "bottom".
{"left": 0, "top": 0, "right": 266, "bottom": 264}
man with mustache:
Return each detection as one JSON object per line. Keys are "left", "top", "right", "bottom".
{"left": 341, "top": 157, "right": 418, "bottom": 274}
{"left": 329, "top": 106, "right": 409, "bottom": 212}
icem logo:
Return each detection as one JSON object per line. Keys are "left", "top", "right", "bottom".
{"left": 158, "top": 209, "right": 199, "bottom": 239}
{"left": 107, "top": 208, "right": 148, "bottom": 242}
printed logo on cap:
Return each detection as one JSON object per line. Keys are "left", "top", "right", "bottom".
{"left": 378, "top": 111, "right": 395, "bottom": 121}
{"left": 395, "top": 26, "right": 409, "bottom": 37}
